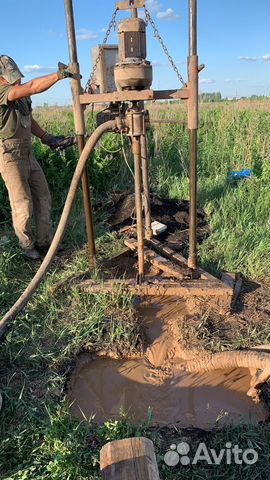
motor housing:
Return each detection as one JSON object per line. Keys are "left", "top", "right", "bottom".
{"left": 114, "top": 17, "right": 152, "bottom": 91}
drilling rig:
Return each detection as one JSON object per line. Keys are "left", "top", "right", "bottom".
{"left": 63, "top": 0, "right": 233, "bottom": 304}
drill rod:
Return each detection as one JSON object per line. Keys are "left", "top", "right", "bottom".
{"left": 140, "top": 134, "right": 152, "bottom": 240}
{"left": 132, "top": 136, "right": 145, "bottom": 281}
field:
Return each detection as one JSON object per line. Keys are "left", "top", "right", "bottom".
{"left": 0, "top": 100, "right": 269, "bottom": 479}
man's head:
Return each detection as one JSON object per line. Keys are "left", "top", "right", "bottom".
{"left": 0, "top": 55, "right": 24, "bottom": 85}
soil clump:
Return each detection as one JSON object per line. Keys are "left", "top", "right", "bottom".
{"left": 107, "top": 192, "right": 208, "bottom": 246}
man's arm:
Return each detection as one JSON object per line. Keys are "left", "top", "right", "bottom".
{"left": 31, "top": 117, "right": 46, "bottom": 140}
{"left": 31, "top": 116, "right": 75, "bottom": 149}
{"left": 8, "top": 72, "right": 60, "bottom": 102}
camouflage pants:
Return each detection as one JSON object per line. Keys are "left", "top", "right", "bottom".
{"left": 0, "top": 139, "right": 52, "bottom": 249}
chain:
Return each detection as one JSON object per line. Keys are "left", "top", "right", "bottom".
{"left": 144, "top": 7, "right": 186, "bottom": 87}
{"left": 84, "top": 8, "right": 118, "bottom": 93}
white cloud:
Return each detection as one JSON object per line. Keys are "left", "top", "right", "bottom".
{"left": 262, "top": 54, "right": 270, "bottom": 61}
{"left": 225, "top": 78, "right": 232, "bottom": 83}
{"left": 157, "top": 8, "right": 179, "bottom": 21}
{"left": 76, "top": 29, "right": 97, "bottom": 41}
{"left": 239, "top": 56, "right": 257, "bottom": 61}
{"left": 22, "top": 65, "right": 55, "bottom": 74}
{"left": 199, "top": 78, "right": 215, "bottom": 84}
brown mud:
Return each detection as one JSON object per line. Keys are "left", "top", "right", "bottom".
{"left": 68, "top": 297, "right": 268, "bottom": 429}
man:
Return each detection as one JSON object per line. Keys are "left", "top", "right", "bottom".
{"left": 0, "top": 55, "right": 74, "bottom": 259}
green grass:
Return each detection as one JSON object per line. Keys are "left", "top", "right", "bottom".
{"left": 147, "top": 103, "right": 270, "bottom": 278}
{"left": 0, "top": 100, "right": 269, "bottom": 479}
{"left": 0, "top": 239, "right": 143, "bottom": 479}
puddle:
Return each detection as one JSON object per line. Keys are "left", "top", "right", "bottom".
{"left": 68, "top": 297, "right": 268, "bottom": 429}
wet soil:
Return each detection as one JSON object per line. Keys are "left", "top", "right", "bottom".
{"left": 68, "top": 297, "right": 268, "bottom": 429}
{"left": 179, "top": 277, "right": 270, "bottom": 353}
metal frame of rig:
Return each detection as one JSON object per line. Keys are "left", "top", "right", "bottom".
{"left": 64, "top": 0, "right": 233, "bottom": 307}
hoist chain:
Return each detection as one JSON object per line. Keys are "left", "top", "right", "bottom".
{"left": 144, "top": 7, "right": 186, "bottom": 87}
{"left": 84, "top": 8, "right": 118, "bottom": 93}
{"left": 84, "top": 6, "right": 186, "bottom": 92}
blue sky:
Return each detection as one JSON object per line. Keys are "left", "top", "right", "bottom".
{"left": 1, "top": 0, "right": 269, "bottom": 105}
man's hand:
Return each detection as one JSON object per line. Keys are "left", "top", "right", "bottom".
{"left": 41, "top": 133, "right": 76, "bottom": 150}
{"left": 57, "top": 62, "right": 82, "bottom": 80}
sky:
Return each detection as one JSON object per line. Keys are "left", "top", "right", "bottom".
{"left": 0, "top": 0, "right": 269, "bottom": 105}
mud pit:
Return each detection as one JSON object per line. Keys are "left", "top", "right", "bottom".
{"left": 68, "top": 298, "right": 267, "bottom": 429}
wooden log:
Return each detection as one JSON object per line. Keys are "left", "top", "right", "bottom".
{"left": 146, "top": 238, "right": 192, "bottom": 274}
{"left": 100, "top": 437, "right": 160, "bottom": 480}
{"left": 125, "top": 238, "right": 188, "bottom": 280}
{"left": 147, "top": 239, "right": 226, "bottom": 285}
{"left": 79, "top": 278, "right": 232, "bottom": 297}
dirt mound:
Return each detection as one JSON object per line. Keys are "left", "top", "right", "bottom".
{"left": 107, "top": 192, "right": 208, "bottom": 246}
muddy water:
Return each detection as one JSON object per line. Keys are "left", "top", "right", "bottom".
{"left": 68, "top": 297, "right": 267, "bottom": 429}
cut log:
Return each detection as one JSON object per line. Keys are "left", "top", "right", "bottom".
{"left": 100, "top": 437, "right": 160, "bottom": 480}
{"left": 79, "top": 278, "right": 232, "bottom": 297}
{"left": 125, "top": 238, "right": 188, "bottom": 280}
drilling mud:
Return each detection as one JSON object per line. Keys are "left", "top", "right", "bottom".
{"left": 68, "top": 297, "right": 268, "bottom": 429}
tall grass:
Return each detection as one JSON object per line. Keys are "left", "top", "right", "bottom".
{"left": 0, "top": 101, "right": 269, "bottom": 277}
{"left": 148, "top": 102, "right": 270, "bottom": 278}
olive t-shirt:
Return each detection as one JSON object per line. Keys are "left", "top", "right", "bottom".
{"left": 0, "top": 84, "right": 32, "bottom": 140}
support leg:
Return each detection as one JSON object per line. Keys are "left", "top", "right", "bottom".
{"left": 65, "top": 0, "right": 96, "bottom": 266}
{"left": 188, "top": 129, "right": 197, "bottom": 268}
{"left": 187, "top": 0, "right": 198, "bottom": 269}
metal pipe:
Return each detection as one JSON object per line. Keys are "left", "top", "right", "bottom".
{"left": 188, "top": 0, "right": 198, "bottom": 269}
{"left": 132, "top": 136, "right": 144, "bottom": 281}
{"left": 65, "top": 0, "right": 96, "bottom": 266}
{"left": 188, "top": 129, "right": 197, "bottom": 268}
{"left": 140, "top": 134, "right": 152, "bottom": 240}
{"left": 189, "top": 0, "right": 197, "bottom": 55}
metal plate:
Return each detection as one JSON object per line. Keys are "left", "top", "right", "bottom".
{"left": 91, "top": 45, "right": 119, "bottom": 93}
{"left": 116, "top": 0, "right": 145, "bottom": 10}
{"left": 80, "top": 87, "right": 190, "bottom": 104}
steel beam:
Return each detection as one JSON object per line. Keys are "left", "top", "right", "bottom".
{"left": 79, "top": 88, "right": 189, "bottom": 104}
